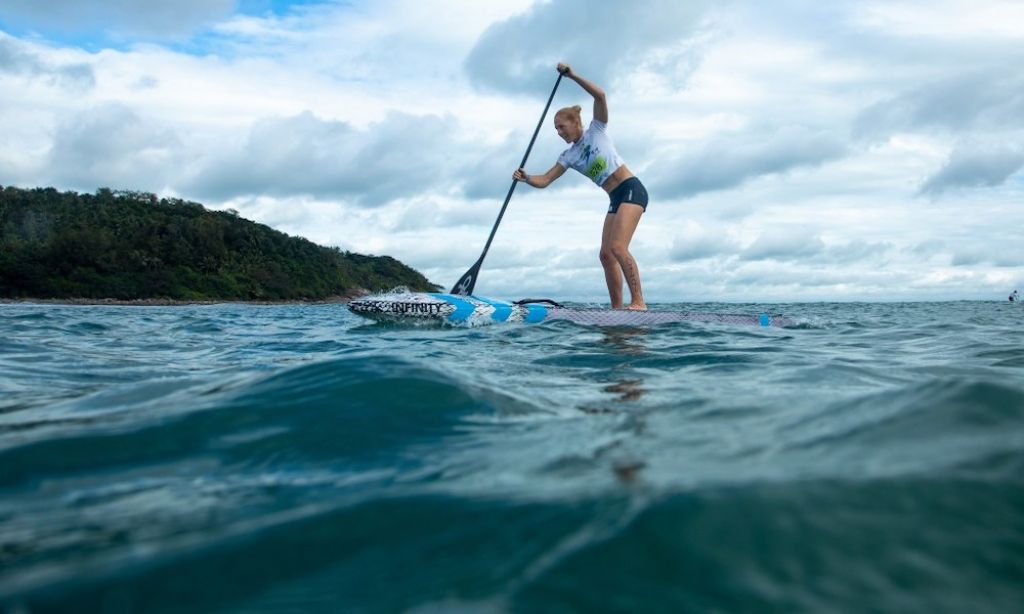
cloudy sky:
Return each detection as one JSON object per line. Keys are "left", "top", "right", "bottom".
{"left": 2, "top": 0, "right": 1022, "bottom": 301}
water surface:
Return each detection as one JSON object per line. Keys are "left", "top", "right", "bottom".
{"left": 2, "top": 301, "right": 1023, "bottom": 612}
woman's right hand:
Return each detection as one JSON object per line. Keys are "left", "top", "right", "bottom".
{"left": 513, "top": 168, "right": 529, "bottom": 183}
{"left": 557, "top": 62, "right": 572, "bottom": 76}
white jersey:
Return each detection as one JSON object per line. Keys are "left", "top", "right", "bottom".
{"left": 556, "top": 120, "right": 624, "bottom": 186}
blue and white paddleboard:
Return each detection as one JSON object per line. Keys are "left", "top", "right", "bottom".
{"left": 348, "top": 290, "right": 795, "bottom": 328}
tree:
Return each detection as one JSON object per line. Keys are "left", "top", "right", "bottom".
{"left": 0, "top": 186, "right": 441, "bottom": 300}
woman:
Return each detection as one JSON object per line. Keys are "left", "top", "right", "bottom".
{"left": 513, "top": 62, "right": 648, "bottom": 310}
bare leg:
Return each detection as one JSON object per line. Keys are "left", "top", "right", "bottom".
{"left": 599, "top": 214, "right": 624, "bottom": 308}
{"left": 608, "top": 203, "right": 645, "bottom": 310}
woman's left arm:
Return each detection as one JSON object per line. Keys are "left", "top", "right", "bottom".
{"left": 558, "top": 63, "right": 608, "bottom": 123}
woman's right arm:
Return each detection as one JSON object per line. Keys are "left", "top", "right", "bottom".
{"left": 558, "top": 63, "right": 608, "bottom": 124}
{"left": 513, "top": 163, "right": 566, "bottom": 188}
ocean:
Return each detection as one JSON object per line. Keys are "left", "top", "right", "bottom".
{"left": 1, "top": 301, "right": 1023, "bottom": 613}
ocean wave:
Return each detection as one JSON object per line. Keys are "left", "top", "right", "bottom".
{"left": 0, "top": 356, "right": 519, "bottom": 487}
{"left": 2, "top": 301, "right": 1023, "bottom": 612}
{"left": 780, "top": 378, "right": 1024, "bottom": 479}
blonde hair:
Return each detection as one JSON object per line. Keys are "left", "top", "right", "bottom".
{"left": 555, "top": 105, "right": 583, "bottom": 126}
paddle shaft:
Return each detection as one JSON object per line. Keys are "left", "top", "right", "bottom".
{"left": 450, "top": 72, "right": 564, "bottom": 295}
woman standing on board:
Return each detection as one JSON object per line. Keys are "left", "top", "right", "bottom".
{"left": 513, "top": 63, "right": 648, "bottom": 310}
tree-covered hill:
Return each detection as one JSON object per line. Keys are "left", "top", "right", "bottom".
{"left": 0, "top": 186, "right": 440, "bottom": 301}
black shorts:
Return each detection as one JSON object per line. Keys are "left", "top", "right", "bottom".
{"left": 608, "top": 177, "right": 648, "bottom": 214}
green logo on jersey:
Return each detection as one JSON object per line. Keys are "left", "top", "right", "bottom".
{"left": 585, "top": 156, "right": 608, "bottom": 180}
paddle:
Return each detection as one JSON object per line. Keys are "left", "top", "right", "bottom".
{"left": 450, "top": 71, "right": 564, "bottom": 295}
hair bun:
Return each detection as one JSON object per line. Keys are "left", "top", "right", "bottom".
{"left": 555, "top": 105, "right": 584, "bottom": 125}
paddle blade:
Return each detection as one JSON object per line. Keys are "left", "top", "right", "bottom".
{"left": 450, "top": 260, "right": 481, "bottom": 295}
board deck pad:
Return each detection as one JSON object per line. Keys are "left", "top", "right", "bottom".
{"left": 348, "top": 291, "right": 796, "bottom": 328}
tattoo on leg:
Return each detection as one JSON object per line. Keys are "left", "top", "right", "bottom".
{"left": 619, "top": 254, "right": 644, "bottom": 303}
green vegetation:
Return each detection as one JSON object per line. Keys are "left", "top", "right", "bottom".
{"left": 0, "top": 186, "right": 440, "bottom": 301}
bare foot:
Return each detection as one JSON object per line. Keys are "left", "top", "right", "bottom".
{"left": 626, "top": 303, "right": 647, "bottom": 311}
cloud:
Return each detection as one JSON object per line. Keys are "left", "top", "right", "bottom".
{"left": 649, "top": 126, "right": 848, "bottom": 198}
{"left": 458, "top": 129, "right": 531, "bottom": 201}
{"left": 457, "top": 125, "right": 575, "bottom": 201}
{"left": 854, "top": 71, "right": 1024, "bottom": 138}
{"left": 818, "top": 240, "right": 893, "bottom": 265}
{"left": 0, "top": 34, "right": 94, "bottom": 89}
{"left": 853, "top": 0, "right": 1024, "bottom": 41}
{"left": 676, "top": 228, "right": 892, "bottom": 267}
{"left": 464, "top": 0, "right": 713, "bottom": 94}
{"left": 951, "top": 248, "right": 1020, "bottom": 268}
{"left": 920, "top": 142, "right": 1024, "bottom": 195}
{"left": 741, "top": 228, "right": 826, "bottom": 262}
{"left": 187, "top": 110, "right": 462, "bottom": 204}
{"left": 906, "top": 240, "right": 946, "bottom": 258}
{"left": 0, "top": 0, "right": 235, "bottom": 39}
{"left": 211, "top": 2, "right": 533, "bottom": 83}
{"left": 669, "top": 224, "right": 739, "bottom": 262}
{"left": 389, "top": 198, "right": 497, "bottom": 232}
{"left": 47, "top": 103, "right": 183, "bottom": 191}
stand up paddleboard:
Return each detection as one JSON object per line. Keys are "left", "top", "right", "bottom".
{"left": 352, "top": 75, "right": 795, "bottom": 330}
{"left": 348, "top": 290, "right": 795, "bottom": 328}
